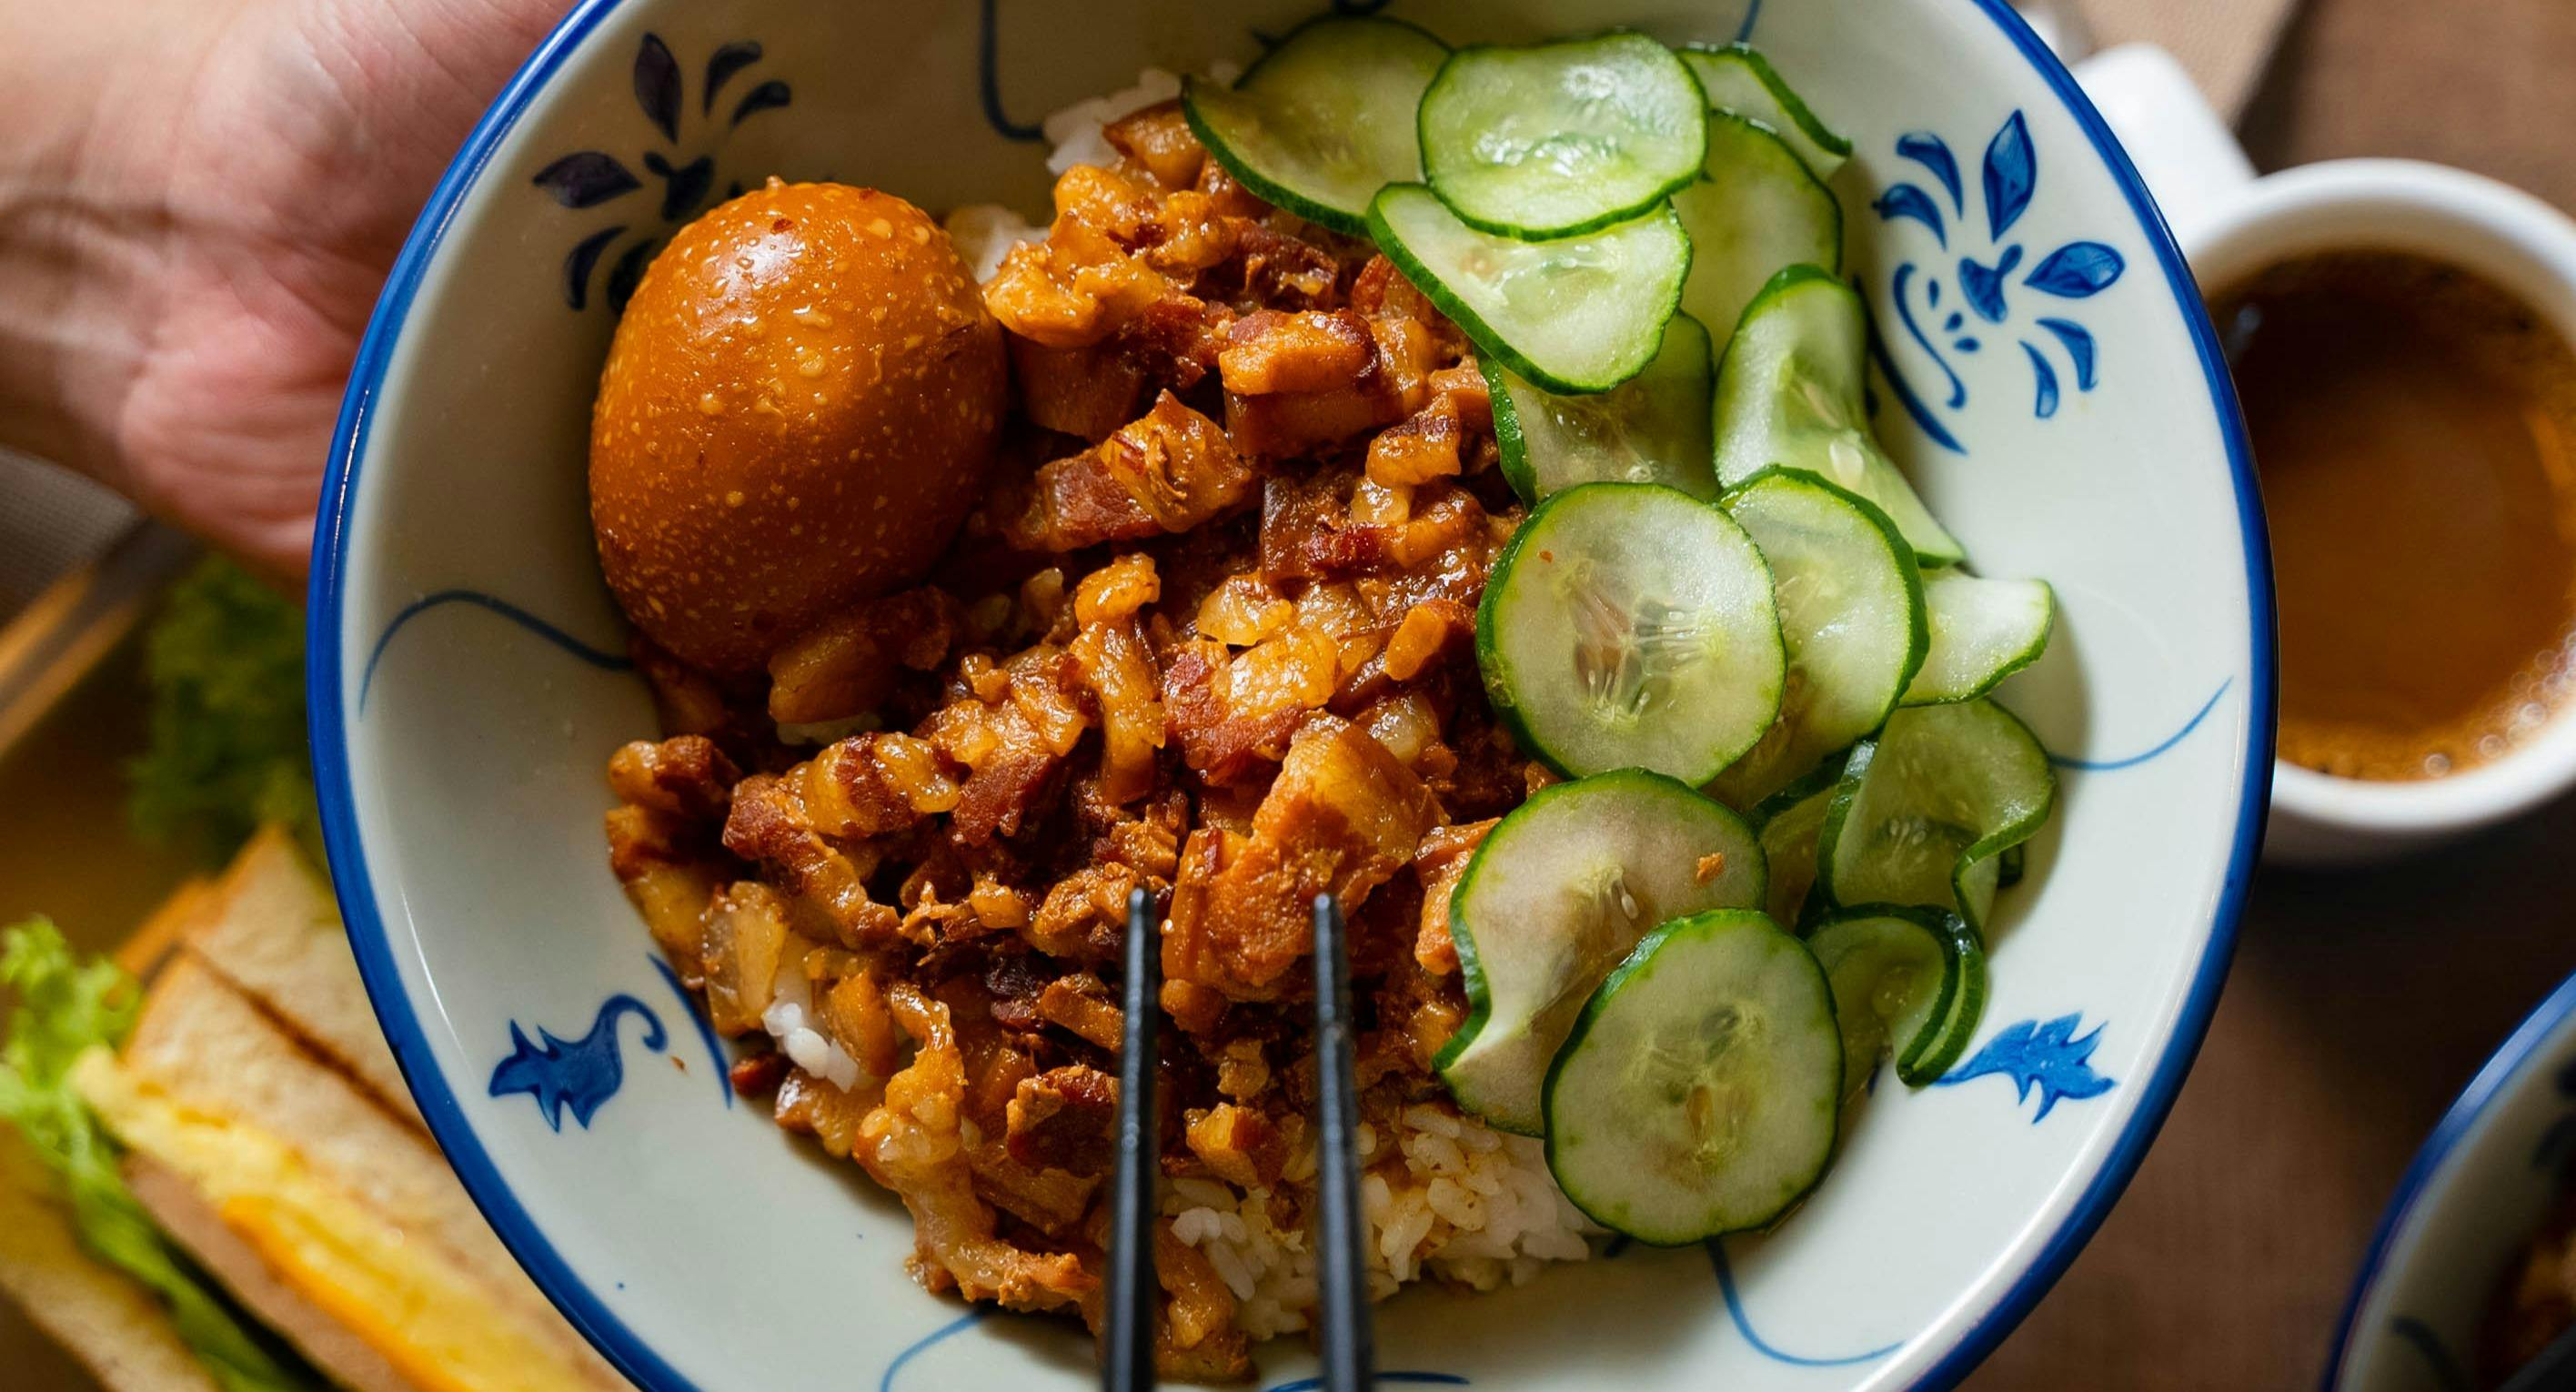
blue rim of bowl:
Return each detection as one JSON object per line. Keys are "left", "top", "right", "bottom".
{"left": 305, "top": 2, "right": 2274, "bottom": 1388}
{"left": 2320, "top": 968, "right": 2576, "bottom": 1389}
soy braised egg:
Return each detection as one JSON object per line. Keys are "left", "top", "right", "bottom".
{"left": 589, "top": 179, "right": 1006, "bottom": 673}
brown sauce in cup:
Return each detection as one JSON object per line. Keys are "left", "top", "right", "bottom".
{"left": 2217, "top": 249, "right": 2576, "bottom": 781}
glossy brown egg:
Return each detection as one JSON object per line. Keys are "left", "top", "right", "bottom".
{"left": 589, "top": 180, "right": 1006, "bottom": 673}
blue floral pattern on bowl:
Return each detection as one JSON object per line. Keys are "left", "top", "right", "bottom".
{"left": 531, "top": 33, "right": 792, "bottom": 310}
{"left": 1871, "top": 112, "right": 2128, "bottom": 448}
{"left": 1936, "top": 1014, "right": 2118, "bottom": 1123}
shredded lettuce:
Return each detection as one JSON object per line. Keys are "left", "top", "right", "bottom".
{"left": 0, "top": 919, "right": 325, "bottom": 1392}
{"left": 126, "top": 558, "right": 320, "bottom": 868}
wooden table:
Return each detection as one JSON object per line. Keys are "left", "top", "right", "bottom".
{"left": 1970, "top": 1, "right": 2576, "bottom": 1386}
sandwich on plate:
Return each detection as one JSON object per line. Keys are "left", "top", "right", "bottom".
{"left": 0, "top": 827, "right": 626, "bottom": 1392}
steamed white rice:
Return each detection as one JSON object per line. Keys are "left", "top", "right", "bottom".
{"left": 1164, "top": 1104, "right": 1602, "bottom": 1338}
{"left": 944, "top": 62, "right": 1242, "bottom": 285}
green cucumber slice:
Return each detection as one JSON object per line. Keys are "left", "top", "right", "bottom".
{"left": 1902, "top": 571, "right": 2056, "bottom": 705}
{"left": 1676, "top": 44, "right": 1853, "bottom": 180}
{"left": 1485, "top": 314, "right": 1716, "bottom": 503}
{"left": 1751, "top": 759, "right": 1843, "bottom": 930}
{"left": 1437, "top": 770, "right": 1765, "bottom": 1135}
{"left": 1708, "top": 471, "right": 1928, "bottom": 808}
{"left": 1669, "top": 113, "right": 1842, "bottom": 346}
{"left": 1180, "top": 16, "right": 1450, "bottom": 237}
{"left": 1713, "top": 267, "right": 1966, "bottom": 567}
{"left": 1544, "top": 908, "right": 1838, "bottom": 1243}
{"left": 1816, "top": 699, "right": 2055, "bottom": 933}
{"left": 1370, "top": 184, "right": 1689, "bottom": 394}
{"left": 1896, "top": 911, "right": 1987, "bottom": 1085}
{"left": 1418, "top": 33, "right": 1706, "bottom": 238}
{"left": 1806, "top": 905, "right": 1977, "bottom": 1098}
{"left": 1477, "top": 481, "right": 1785, "bottom": 782}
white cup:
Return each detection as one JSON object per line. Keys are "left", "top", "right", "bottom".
{"left": 2075, "top": 45, "right": 2576, "bottom": 865}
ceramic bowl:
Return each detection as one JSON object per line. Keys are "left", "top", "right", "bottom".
{"left": 2327, "top": 972, "right": 2576, "bottom": 1391}
{"left": 308, "top": 1, "right": 2273, "bottom": 1387}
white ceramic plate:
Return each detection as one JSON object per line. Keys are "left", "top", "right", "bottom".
{"left": 2328, "top": 972, "right": 2576, "bottom": 1391}
{"left": 308, "top": 2, "right": 2273, "bottom": 1387}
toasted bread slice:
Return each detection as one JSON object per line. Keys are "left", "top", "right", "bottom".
{"left": 179, "top": 827, "right": 422, "bottom": 1129}
{"left": 106, "top": 957, "right": 621, "bottom": 1390}
{"left": 0, "top": 1130, "right": 220, "bottom": 1392}
{"left": 115, "top": 875, "right": 216, "bottom": 981}
{"left": 121, "top": 1156, "right": 412, "bottom": 1392}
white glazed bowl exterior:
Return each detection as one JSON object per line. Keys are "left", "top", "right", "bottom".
{"left": 307, "top": 3, "right": 2274, "bottom": 1388}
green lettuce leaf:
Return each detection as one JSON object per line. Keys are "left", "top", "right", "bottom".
{"left": 126, "top": 558, "right": 320, "bottom": 869}
{"left": 0, "top": 919, "right": 324, "bottom": 1392}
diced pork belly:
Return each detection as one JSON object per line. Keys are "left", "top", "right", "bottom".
{"left": 1163, "top": 713, "right": 1442, "bottom": 996}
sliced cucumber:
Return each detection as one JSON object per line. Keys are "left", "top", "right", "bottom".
{"left": 1477, "top": 482, "right": 1785, "bottom": 783}
{"left": 1751, "top": 760, "right": 1843, "bottom": 930}
{"left": 1419, "top": 33, "right": 1706, "bottom": 238}
{"left": 1670, "top": 114, "right": 1842, "bottom": 346}
{"left": 1708, "top": 472, "right": 1927, "bottom": 808}
{"left": 1486, "top": 314, "right": 1716, "bottom": 503}
{"left": 1676, "top": 44, "right": 1852, "bottom": 181}
{"left": 1902, "top": 571, "right": 2056, "bottom": 705}
{"left": 1437, "top": 770, "right": 1764, "bottom": 1135}
{"left": 1897, "top": 911, "right": 1987, "bottom": 1085}
{"left": 1180, "top": 16, "right": 1449, "bottom": 237}
{"left": 1816, "top": 699, "right": 2055, "bottom": 933}
{"left": 1371, "top": 184, "right": 1689, "bottom": 394}
{"left": 1806, "top": 905, "right": 1982, "bottom": 1098}
{"left": 1713, "top": 267, "right": 1966, "bottom": 567}
{"left": 1544, "top": 909, "right": 1838, "bottom": 1243}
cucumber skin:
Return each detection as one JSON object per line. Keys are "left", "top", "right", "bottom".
{"left": 1418, "top": 34, "right": 1709, "bottom": 241}
{"left": 1473, "top": 481, "right": 1786, "bottom": 782}
{"left": 1929, "top": 699, "right": 2055, "bottom": 931}
{"left": 1896, "top": 911, "right": 1987, "bottom": 1085}
{"left": 1541, "top": 908, "right": 1839, "bottom": 1243}
{"left": 1713, "top": 265, "right": 1969, "bottom": 569}
{"left": 1675, "top": 43, "right": 1856, "bottom": 163}
{"left": 1729, "top": 467, "right": 1932, "bottom": 694}
{"left": 1747, "top": 753, "right": 1846, "bottom": 932}
{"left": 1811, "top": 699, "right": 2058, "bottom": 933}
{"left": 1806, "top": 903, "right": 1976, "bottom": 1088}
{"left": 1750, "top": 752, "right": 1848, "bottom": 828}
{"left": 1369, "top": 187, "right": 1692, "bottom": 396}
{"left": 1900, "top": 578, "right": 2058, "bottom": 707}
{"left": 1178, "top": 15, "right": 1452, "bottom": 237}
{"left": 1481, "top": 351, "right": 1535, "bottom": 500}
{"left": 1670, "top": 114, "right": 1844, "bottom": 341}
{"left": 1182, "top": 82, "right": 1365, "bottom": 237}
{"left": 1434, "top": 767, "right": 1766, "bottom": 1135}
{"left": 1485, "top": 314, "right": 1718, "bottom": 505}
{"left": 1712, "top": 469, "right": 1932, "bottom": 805}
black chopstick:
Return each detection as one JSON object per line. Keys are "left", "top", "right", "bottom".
{"left": 1312, "top": 892, "right": 1375, "bottom": 1392}
{"left": 2500, "top": 1319, "right": 2576, "bottom": 1392}
{"left": 1102, "top": 890, "right": 1374, "bottom": 1391}
{"left": 1105, "top": 887, "right": 1160, "bottom": 1392}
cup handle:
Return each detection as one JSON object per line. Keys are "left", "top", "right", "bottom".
{"left": 2071, "top": 44, "right": 2256, "bottom": 247}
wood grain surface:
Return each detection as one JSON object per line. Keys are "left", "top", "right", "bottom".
{"left": 1972, "top": 0, "right": 2576, "bottom": 1386}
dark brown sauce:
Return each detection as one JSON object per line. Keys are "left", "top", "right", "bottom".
{"left": 2217, "top": 249, "right": 2576, "bottom": 781}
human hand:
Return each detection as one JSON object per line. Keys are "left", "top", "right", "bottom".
{"left": 0, "top": 0, "right": 571, "bottom": 579}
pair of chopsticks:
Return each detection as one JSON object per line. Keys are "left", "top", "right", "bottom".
{"left": 1108, "top": 890, "right": 1374, "bottom": 1391}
